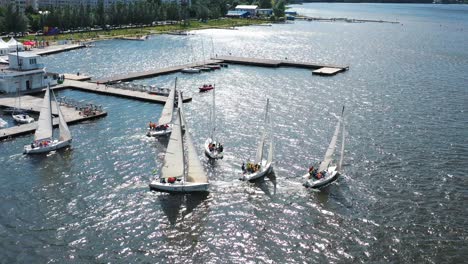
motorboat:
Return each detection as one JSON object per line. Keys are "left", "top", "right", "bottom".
{"left": 199, "top": 84, "right": 214, "bottom": 92}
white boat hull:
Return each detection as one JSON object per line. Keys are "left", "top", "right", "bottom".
{"left": 303, "top": 166, "right": 339, "bottom": 189}
{"left": 241, "top": 161, "right": 273, "bottom": 181}
{"left": 204, "top": 138, "right": 223, "bottom": 159}
{"left": 0, "top": 118, "right": 7, "bottom": 128}
{"left": 12, "top": 114, "right": 34, "bottom": 124}
{"left": 147, "top": 125, "right": 172, "bottom": 137}
{"left": 149, "top": 181, "right": 209, "bottom": 193}
{"left": 181, "top": 68, "right": 201, "bottom": 74}
{"left": 24, "top": 139, "right": 72, "bottom": 154}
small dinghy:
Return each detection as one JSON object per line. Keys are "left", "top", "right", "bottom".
{"left": 204, "top": 88, "right": 224, "bottom": 160}
{"left": 24, "top": 85, "right": 72, "bottom": 154}
{"left": 199, "top": 84, "right": 214, "bottom": 92}
{"left": 12, "top": 113, "right": 34, "bottom": 124}
{"left": 206, "top": 64, "right": 221, "bottom": 70}
{"left": 241, "top": 99, "right": 274, "bottom": 181}
{"left": 149, "top": 108, "right": 209, "bottom": 193}
{"left": 147, "top": 79, "right": 177, "bottom": 137}
{"left": 303, "top": 106, "right": 345, "bottom": 189}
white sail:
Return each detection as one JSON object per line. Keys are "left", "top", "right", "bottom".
{"left": 34, "top": 85, "right": 53, "bottom": 141}
{"left": 255, "top": 99, "right": 269, "bottom": 164}
{"left": 338, "top": 120, "right": 345, "bottom": 171}
{"left": 52, "top": 90, "right": 72, "bottom": 141}
{"left": 267, "top": 138, "right": 274, "bottom": 163}
{"left": 158, "top": 79, "right": 176, "bottom": 125}
{"left": 185, "top": 119, "right": 208, "bottom": 184}
{"left": 177, "top": 90, "right": 186, "bottom": 131}
{"left": 319, "top": 107, "right": 344, "bottom": 172}
{"left": 161, "top": 109, "right": 184, "bottom": 179}
{"left": 211, "top": 87, "right": 216, "bottom": 140}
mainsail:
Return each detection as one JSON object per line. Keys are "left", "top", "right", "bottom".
{"left": 161, "top": 109, "right": 184, "bottom": 179}
{"left": 34, "top": 85, "right": 53, "bottom": 141}
{"left": 158, "top": 79, "right": 176, "bottom": 125}
{"left": 338, "top": 121, "right": 345, "bottom": 171}
{"left": 211, "top": 87, "right": 216, "bottom": 140}
{"left": 184, "top": 108, "right": 208, "bottom": 183}
{"left": 319, "top": 107, "right": 344, "bottom": 172}
{"left": 52, "top": 89, "right": 72, "bottom": 141}
{"left": 177, "top": 90, "right": 186, "bottom": 131}
{"left": 255, "top": 99, "right": 269, "bottom": 164}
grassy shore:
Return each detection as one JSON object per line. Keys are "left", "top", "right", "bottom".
{"left": 16, "top": 18, "right": 269, "bottom": 43}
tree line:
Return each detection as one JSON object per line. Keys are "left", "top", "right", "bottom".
{"left": 0, "top": 0, "right": 286, "bottom": 35}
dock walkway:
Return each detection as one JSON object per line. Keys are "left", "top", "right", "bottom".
{"left": 0, "top": 95, "right": 106, "bottom": 140}
{"left": 56, "top": 80, "right": 192, "bottom": 104}
{"left": 97, "top": 60, "right": 223, "bottom": 83}
{"left": 96, "top": 56, "right": 347, "bottom": 83}
{"left": 31, "top": 44, "right": 87, "bottom": 56}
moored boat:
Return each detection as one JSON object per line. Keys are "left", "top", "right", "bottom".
{"left": 199, "top": 84, "right": 214, "bottom": 92}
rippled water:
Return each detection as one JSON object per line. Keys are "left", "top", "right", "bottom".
{"left": 1, "top": 3, "right": 467, "bottom": 263}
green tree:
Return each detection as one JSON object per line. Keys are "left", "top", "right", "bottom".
{"left": 273, "top": 0, "right": 285, "bottom": 18}
{"left": 258, "top": 0, "right": 272, "bottom": 8}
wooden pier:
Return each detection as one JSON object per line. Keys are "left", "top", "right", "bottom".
{"left": 55, "top": 80, "right": 192, "bottom": 104}
{"left": 0, "top": 95, "right": 106, "bottom": 140}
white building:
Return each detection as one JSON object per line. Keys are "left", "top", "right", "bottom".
{"left": 234, "top": 5, "right": 258, "bottom": 17}
{"left": 0, "top": 52, "right": 56, "bottom": 94}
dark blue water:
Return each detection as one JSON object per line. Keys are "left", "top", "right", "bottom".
{"left": 1, "top": 3, "right": 467, "bottom": 263}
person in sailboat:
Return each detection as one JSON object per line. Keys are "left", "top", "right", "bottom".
{"left": 241, "top": 162, "right": 246, "bottom": 174}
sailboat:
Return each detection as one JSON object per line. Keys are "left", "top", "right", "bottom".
{"left": 12, "top": 86, "right": 34, "bottom": 124}
{"left": 182, "top": 44, "right": 202, "bottom": 74}
{"left": 147, "top": 78, "right": 177, "bottom": 137}
{"left": 23, "top": 85, "right": 72, "bottom": 154}
{"left": 149, "top": 108, "right": 209, "bottom": 193}
{"left": 204, "top": 88, "right": 223, "bottom": 159}
{"left": 241, "top": 99, "right": 274, "bottom": 181}
{"left": 303, "top": 106, "right": 345, "bottom": 189}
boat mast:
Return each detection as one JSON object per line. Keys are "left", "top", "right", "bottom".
{"left": 211, "top": 86, "right": 215, "bottom": 141}
{"left": 338, "top": 106, "right": 345, "bottom": 171}
{"left": 179, "top": 108, "right": 186, "bottom": 184}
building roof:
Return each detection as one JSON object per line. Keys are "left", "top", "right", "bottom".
{"left": 235, "top": 5, "right": 258, "bottom": 10}
{"left": 8, "top": 52, "right": 39, "bottom": 58}
{"left": 227, "top": 11, "right": 249, "bottom": 16}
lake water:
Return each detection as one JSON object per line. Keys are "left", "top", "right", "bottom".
{"left": 1, "top": 3, "right": 467, "bottom": 263}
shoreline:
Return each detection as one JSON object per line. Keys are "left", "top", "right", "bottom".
{"left": 14, "top": 18, "right": 270, "bottom": 45}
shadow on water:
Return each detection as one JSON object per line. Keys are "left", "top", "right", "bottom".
{"left": 158, "top": 192, "right": 210, "bottom": 225}
{"left": 251, "top": 171, "right": 277, "bottom": 197}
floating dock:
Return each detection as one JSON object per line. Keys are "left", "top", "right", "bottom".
{"left": 97, "top": 60, "right": 223, "bottom": 83}
{"left": 215, "top": 56, "right": 348, "bottom": 75}
{"left": 96, "top": 56, "right": 347, "bottom": 83}
{"left": 0, "top": 95, "right": 106, "bottom": 140}
{"left": 55, "top": 80, "right": 192, "bottom": 104}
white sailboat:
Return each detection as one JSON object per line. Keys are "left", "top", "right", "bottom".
{"left": 241, "top": 99, "right": 274, "bottom": 181}
{"left": 182, "top": 44, "right": 202, "bottom": 74}
{"left": 12, "top": 85, "right": 34, "bottom": 124}
{"left": 149, "top": 108, "right": 209, "bottom": 193}
{"left": 204, "top": 88, "right": 223, "bottom": 159}
{"left": 24, "top": 85, "right": 72, "bottom": 154}
{"left": 147, "top": 78, "right": 177, "bottom": 137}
{"left": 303, "top": 106, "right": 345, "bottom": 189}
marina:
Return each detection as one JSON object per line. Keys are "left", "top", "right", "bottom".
{"left": 0, "top": 3, "right": 466, "bottom": 263}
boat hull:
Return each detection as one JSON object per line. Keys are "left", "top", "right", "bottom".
{"left": 24, "top": 139, "right": 72, "bottom": 154}
{"left": 242, "top": 161, "right": 273, "bottom": 181}
{"left": 12, "top": 114, "right": 34, "bottom": 124}
{"left": 303, "top": 166, "right": 339, "bottom": 189}
{"left": 147, "top": 126, "right": 172, "bottom": 137}
{"left": 149, "top": 181, "right": 209, "bottom": 193}
{"left": 199, "top": 87, "right": 214, "bottom": 92}
{"left": 181, "top": 68, "right": 201, "bottom": 74}
{"left": 204, "top": 138, "right": 223, "bottom": 159}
